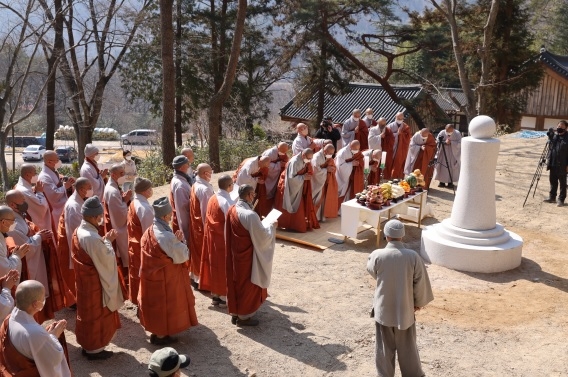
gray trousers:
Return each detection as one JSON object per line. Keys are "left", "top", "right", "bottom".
{"left": 375, "top": 321, "right": 425, "bottom": 377}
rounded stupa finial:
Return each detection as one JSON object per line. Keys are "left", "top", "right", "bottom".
{"left": 469, "top": 115, "right": 496, "bottom": 139}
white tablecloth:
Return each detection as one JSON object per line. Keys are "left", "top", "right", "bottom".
{"left": 340, "top": 191, "right": 428, "bottom": 238}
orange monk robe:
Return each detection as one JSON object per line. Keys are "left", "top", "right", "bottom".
{"left": 355, "top": 119, "right": 369, "bottom": 150}
{"left": 335, "top": 146, "right": 365, "bottom": 202}
{"left": 71, "top": 223, "right": 122, "bottom": 352}
{"left": 189, "top": 177, "right": 215, "bottom": 281}
{"left": 253, "top": 167, "right": 271, "bottom": 218}
{"left": 199, "top": 191, "right": 235, "bottom": 294}
{"left": 390, "top": 123, "right": 412, "bottom": 179}
{"left": 310, "top": 150, "right": 339, "bottom": 220}
{"left": 234, "top": 157, "right": 272, "bottom": 218}
{"left": 138, "top": 225, "right": 198, "bottom": 336}
{"left": 6, "top": 219, "right": 72, "bottom": 324}
{"left": 368, "top": 159, "right": 381, "bottom": 186}
{"left": 225, "top": 202, "right": 276, "bottom": 317}
{"left": 261, "top": 146, "right": 289, "bottom": 200}
{"left": 274, "top": 154, "right": 320, "bottom": 233}
{"left": 56, "top": 210, "right": 76, "bottom": 301}
{"left": 102, "top": 204, "right": 128, "bottom": 300}
{"left": 374, "top": 127, "right": 395, "bottom": 180}
{"left": 126, "top": 195, "right": 154, "bottom": 306}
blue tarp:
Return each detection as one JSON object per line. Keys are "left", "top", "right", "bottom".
{"left": 509, "top": 130, "right": 547, "bottom": 139}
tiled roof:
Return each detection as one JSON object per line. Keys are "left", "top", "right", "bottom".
{"left": 431, "top": 88, "right": 468, "bottom": 112}
{"left": 539, "top": 50, "right": 568, "bottom": 79}
{"left": 279, "top": 83, "right": 424, "bottom": 123}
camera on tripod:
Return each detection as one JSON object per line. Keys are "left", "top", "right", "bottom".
{"left": 547, "top": 128, "right": 555, "bottom": 140}
{"left": 437, "top": 134, "right": 445, "bottom": 143}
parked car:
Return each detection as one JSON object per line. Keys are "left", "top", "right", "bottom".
{"left": 22, "top": 145, "right": 46, "bottom": 161}
{"left": 56, "top": 146, "right": 78, "bottom": 162}
{"left": 121, "top": 129, "right": 158, "bottom": 145}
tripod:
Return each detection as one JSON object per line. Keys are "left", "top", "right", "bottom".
{"left": 428, "top": 137, "right": 456, "bottom": 195}
{"left": 522, "top": 139, "right": 551, "bottom": 207}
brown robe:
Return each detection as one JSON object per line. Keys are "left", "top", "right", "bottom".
{"left": 381, "top": 127, "right": 395, "bottom": 180}
{"left": 138, "top": 227, "right": 198, "bottom": 336}
{"left": 225, "top": 205, "right": 267, "bottom": 316}
{"left": 274, "top": 162, "right": 320, "bottom": 233}
{"left": 103, "top": 201, "right": 129, "bottom": 299}
{"left": 314, "top": 159, "right": 339, "bottom": 219}
{"left": 126, "top": 202, "right": 143, "bottom": 305}
{"left": 355, "top": 119, "right": 370, "bottom": 150}
{"left": 189, "top": 185, "right": 205, "bottom": 279}
{"left": 169, "top": 190, "right": 180, "bottom": 235}
{"left": 55, "top": 211, "right": 76, "bottom": 301}
{"left": 391, "top": 123, "right": 412, "bottom": 179}
{"left": 199, "top": 196, "right": 228, "bottom": 296}
{"left": 71, "top": 231, "right": 121, "bottom": 351}
{"left": 0, "top": 316, "right": 72, "bottom": 377}
{"left": 348, "top": 151, "right": 365, "bottom": 200}
{"left": 253, "top": 166, "right": 272, "bottom": 218}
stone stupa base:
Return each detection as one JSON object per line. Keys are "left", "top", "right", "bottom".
{"left": 420, "top": 219, "right": 523, "bottom": 273}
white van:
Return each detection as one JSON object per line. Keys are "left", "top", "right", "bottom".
{"left": 121, "top": 129, "right": 158, "bottom": 145}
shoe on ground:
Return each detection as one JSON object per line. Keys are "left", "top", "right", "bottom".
{"left": 438, "top": 182, "right": 446, "bottom": 188}
{"left": 237, "top": 317, "right": 259, "bottom": 327}
{"left": 190, "top": 280, "right": 199, "bottom": 290}
{"left": 544, "top": 197, "right": 556, "bottom": 203}
{"left": 68, "top": 303, "right": 77, "bottom": 310}
{"left": 447, "top": 183, "right": 454, "bottom": 188}
{"left": 150, "top": 334, "right": 177, "bottom": 345}
{"left": 557, "top": 201, "right": 565, "bottom": 207}
{"left": 212, "top": 297, "right": 227, "bottom": 308}
{"left": 82, "top": 349, "right": 113, "bottom": 360}
{"left": 231, "top": 315, "right": 238, "bottom": 325}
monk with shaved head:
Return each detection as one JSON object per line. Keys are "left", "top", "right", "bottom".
{"left": 234, "top": 155, "right": 273, "bottom": 218}
{"left": 199, "top": 174, "right": 237, "bottom": 306}
{"left": 335, "top": 140, "right": 365, "bottom": 203}
{"left": 15, "top": 164, "right": 53, "bottom": 235}
{"left": 0, "top": 280, "right": 72, "bottom": 376}
{"left": 311, "top": 143, "right": 339, "bottom": 221}
{"left": 261, "top": 142, "right": 289, "bottom": 201}
{"left": 292, "top": 123, "right": 316, "bottom": 155}
{"left": 387, "top": 112, "right": 412, "bottom": 179}
{"left": 39, "top": 150, "right": 75, "bottom": 228}
{"left": 275, "top": 148, "right": 320, "bottom": 232}
{"left": 342, "top": 108, "right": 369, "bottom": 150}
{"left": 190, "top": 163, "right": 215, "bottom": 289}
{"left": 368, "top": 116, "right": 395, "bottom": 180}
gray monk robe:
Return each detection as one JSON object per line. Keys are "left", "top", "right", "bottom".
{"left": 433, "top": 129, "right": 462, "bottom": 183}
{"left": 367, "top": 241, "right": 434, "bottom": 377}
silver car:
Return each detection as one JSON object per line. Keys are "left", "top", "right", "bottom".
{"left": 120, "top": 129, "right": 158, "bottom": 145}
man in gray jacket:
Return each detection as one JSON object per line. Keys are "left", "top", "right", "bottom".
{"left": 367, "top": 219, "right": 434, "bottom": 377}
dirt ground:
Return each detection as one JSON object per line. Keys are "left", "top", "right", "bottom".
{"left": 56, "top": 134, "right": 568, "bottom": 376}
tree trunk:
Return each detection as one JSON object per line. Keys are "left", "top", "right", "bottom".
{"left": 316, "top": 7, "right": 327, "bottom": 127}
{"left": 477, "top": 0, "right": 499, "bottom": 115}
{"left": 0, "top": 132, "right": 9, "bottom": 192}
{"left": 160, "top": 0, "right": 176, "bottom": 165}
{"left": 45, "top": 60, "right": 56, "bottom": 150}
{"left": 207, "top": 0, "right": 248, "bottom": 171}
{"left": 175, "top": 0, "right": 183, "bottom": 147}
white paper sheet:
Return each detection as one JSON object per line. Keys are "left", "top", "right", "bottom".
{"left": 261, "top": 208, "right": 282, "bottom": 227}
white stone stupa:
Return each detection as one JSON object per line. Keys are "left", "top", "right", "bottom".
{"left": 420, "top": 115, "right": 523, "bottom": 273}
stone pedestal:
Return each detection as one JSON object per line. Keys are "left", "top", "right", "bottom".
{"left": 420, "top": 116, "right": 523, "bottom": 273}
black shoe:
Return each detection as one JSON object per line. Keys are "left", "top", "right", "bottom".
{"left": 231, "top": 315, "right": 238, "bottom": 325}
{"left": 191, "top": 280, "right": 199, "bottom": 290}
{"left": 150, "top": 334, "right": 177, "bottom": 345}
{"left": 212, "top": 297, "right": 227, "bottom": 308}
{"left": 447, "top": 183, "right": 454, "bottom": 188}
{"left": 237, "top": 317, "right": 259, "bottom": 327}
{"left": 544, "top": 197, "right": 556, "bottom": 203}
{"left": 82, "top": 349, "right": 113, "bottom": 360}
{"left": 68, "top": 303, "right": 77, "bottom": 310}
{"left": 438, "top": 182, "right": 446, "bottom": 188}
{"left": 557, "top": 201, "right": 565, "bottom": 207}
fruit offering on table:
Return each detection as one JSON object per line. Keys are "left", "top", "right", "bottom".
{"left": 405, "top": 174, "right": 418, "bottom": 188}
{"left": 391, "top": 184, "right": 405, "bottom": 199}
{"left": 364, "top": 185, "right": 384, "bottom": 204}
{"left": 379, "top": 183, "right": 393, "bottom": 200}
{"left": 413, "top": 169, "right": 426, "bottom": 187}
{"left": 399, "top": 181, "right": 411, "bottom": 193}
{"left": 355, "top": 190, "right": 368, "bottom": 203}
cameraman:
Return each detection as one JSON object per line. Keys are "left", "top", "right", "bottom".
{"left": 544, "top": 120, "right": 568, "bottom": 207}
{"left": 315, "top": 118, "right": 341, "bottom": 153}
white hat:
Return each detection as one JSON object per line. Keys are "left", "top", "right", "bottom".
{"left": 384, "top": 219, "right": 405, "bottom": 238}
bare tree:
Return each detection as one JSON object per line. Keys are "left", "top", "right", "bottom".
{"left": 428, "top": 0, "right": 499, "bottom": 121}
{"left": 207, "top": 0, "right": 247, "bottom": 171}
{"left": 0, "top": 1, "right": 55, "bottom": 190}
{"left": 59, "top": 0, "right": 151, "bottom": 162}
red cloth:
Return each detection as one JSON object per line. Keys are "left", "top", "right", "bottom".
{"left": 199, "top": 196, "right": 227, "bottom": 295}
{"left": 55, "top": 211, "right": 76, "bottom": 302}
{"left": 348, "top": 151, "right": 365, "bottom": 199}
{"left": 274, "top": 162, "right": 320, "bottom": 233}
{"left": 0, "top": 316, "right": 39, "bottom": 377}
{"left": 381, "top": 127, "right": 395, "bottom": 180}
{"left": 391, "top": 123, "right": 412, "bottom": 179}
{"left": 126, "top": 202, "right": 143, "bottom": 305}
{"left": 71, "top": 230, "right": 121, "bottom": 351}
{"left": 254, "top": 167, "right": 272, "bottom": 218}
{"left": 189, "top": 185, "right": 205, "bottom": 278}
{"left": 6, "top": 221, "right": 72, "bottom": 324}
{"left": 411, "top": 133, "right": 437, "bottom": 189}
{"left": 138, "top": 227, "right": 198, "bottom": 336}
{"left": 355, "top": 119, "right": 369, "bottom": 150}
{"left": 103, "top": 202, "right": 128, "bottom": 299}
{"left": 225, "top": 205, "right": 267, "bottom": 316}
{"left": 314, "top": 159, "right": 339, "bottom": 219}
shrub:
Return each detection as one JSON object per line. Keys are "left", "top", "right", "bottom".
{"left": 193, "top": 138, "right": 272, "bottom": 172}
{"left": 137, "top": 148, "right": 172, "bottom": 187}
